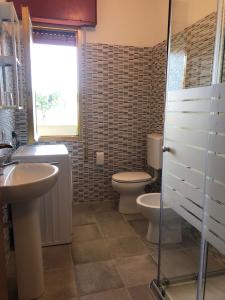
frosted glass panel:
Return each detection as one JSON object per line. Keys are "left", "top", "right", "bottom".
{"left": 162, "top": 83, "right": 225, "bottom": 256}
{"left": 204, "top": 84, "right": 225, "bottom": 256}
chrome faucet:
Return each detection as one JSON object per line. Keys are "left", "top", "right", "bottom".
{"left": 0, "top": 143, "right": 13, "bottom": 149}
{"left": 0, "top": 143, "right": 18, "bottom": 175}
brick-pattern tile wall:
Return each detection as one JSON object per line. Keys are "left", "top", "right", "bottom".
{"left": 66, "top": 44, "right": 156, "bottom": 202}
{"left": 184, "top": 12, "right": 216, "bottom": 88}
{"left": 169, "top": 12, "right": 216, "bottom": 90}
{"left": 4, "top": 12, "right": 217, "bottom": 205}
{"left": 16, "top": 42, "right": 165, "bottom": 202}
{"left": 0, "top": 110, "right": 15, "bottom": 144}
{"left": 0, "top": 109, "right": 15, "bottom": 262}
{"left": 150, "top": 41, "right": 167, "bottom": 133}
{"left": 13, "top": 13, "right": 217, "bottom": 203}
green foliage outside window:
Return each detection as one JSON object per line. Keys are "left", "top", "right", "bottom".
{"left": 36, "top": 92, "right": 61, "bottom": 120}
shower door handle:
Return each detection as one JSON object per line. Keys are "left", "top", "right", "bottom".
{"left": 162, "top": 146, "right": 170, "bottom": 153}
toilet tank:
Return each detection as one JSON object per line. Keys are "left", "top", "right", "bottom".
{"left": 147, "top": 133, "right": 163, "bottom": 170}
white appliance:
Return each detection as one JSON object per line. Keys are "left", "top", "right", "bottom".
{"left": 13, "top": 144, "right": 72, "bottom": 246}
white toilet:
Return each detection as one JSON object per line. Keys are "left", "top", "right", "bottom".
{"left": 137, "top": 193, "right": 182, "bottom": 244}
{"left": 112, "top": 133, "right": 163, "bottom": 214}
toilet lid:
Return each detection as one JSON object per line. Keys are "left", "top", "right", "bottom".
{"left": 112, "top": 171, "right": 151, "bottom": 183}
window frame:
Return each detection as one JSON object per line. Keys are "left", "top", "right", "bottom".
{"left": 28, "top": 25, "right": 82, "bottom": 142}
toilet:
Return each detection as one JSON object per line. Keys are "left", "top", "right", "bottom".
{"left": 112, "top": 133, "right": 163, "bottom": 214}
{"left": 137, "top": 193, "right": 182, "bottom": 244}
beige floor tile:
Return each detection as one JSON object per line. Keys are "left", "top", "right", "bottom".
{"left": 122, "top": 213, "right": 145, "bottom": 221}
{"left": 106, "top": 236, "right": 149, "bottom": 258}
{"left": 73, "top": 224, "right": 102, "bottom": 242}
{"left": 184, "top": 229, "right": 200, "bottom": 246}
{"left": 157, "top": 248, "right": 199, "bottom": 278}
{"left": 43, "top": 245, "right": 73, "bottom": 271}
{"left": 95, "top": 211, "right": 124, "bottom": 224}
{"left": 41, "top": 297, "right": 78, "bottom": 300}
{"left": 73, "top": 203, "right": 92, "bottom": 213}
{"left": 99, "top": 220, "right": 136, "bottom": 238}
{"left": 72, "top": 239, "right": 111, "bottom": 265}
{"left": 73, "top": 210, "right": 97, "bottom": 226}
{"left": 41, "top": 268, "right": 78, "bottom": 299}
{"left": 115, "top": 255, "right": 157, "bottom": 287}
{"left": 166, "top": 275, "right": 225, "bottom": 300}
{"left": 184, "top": 246, "right": 225, "bottom": 273}
{"left": 144, "top": 241, "right": 159, "bottom": 258}
{"left": 165, "top": 282, "right": 197, "bottom": 300}
{"left": 80, "top": 288, "right": 131, "bottom": 300}
{"left": 75, "top": 260, "right": 124, "bottom": 295}
{"left": 128, "top": 219, "right": 149, "bottom": 239}
{"left": 91, "top": 201, "right": 118, "bottom": 212}
{"left": 128, "top": 285, "right": 154, "bottom": 300}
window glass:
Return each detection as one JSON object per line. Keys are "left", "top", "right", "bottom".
{"left": 32, "top": 34, "right": 78, "bottom": 137}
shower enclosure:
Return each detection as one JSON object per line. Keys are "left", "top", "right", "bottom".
{"left": 152, "top": 0, "right": 225, "bottom": 299}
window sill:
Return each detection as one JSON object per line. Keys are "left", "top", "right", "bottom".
{"left": 38, "top": 135, "right": 82, "bottom": 142}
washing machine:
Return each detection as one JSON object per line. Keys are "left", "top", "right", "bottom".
{"left": 13, "top": 144, "right": 72, "bottom": 246}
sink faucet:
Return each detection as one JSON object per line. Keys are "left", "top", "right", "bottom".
{"left": 0, "top": 143, "right": 13, "bottom": 149}
{"left": 0, "top": 143, "right": 18, "bottom": 175}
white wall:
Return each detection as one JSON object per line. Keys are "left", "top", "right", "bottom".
{"left": 86, "top": 0, "right": 218, "bottom": 47}
{"left": 86, "top": 0, "right": 169, "bottom": 47}
{"left": 172, "top": 0, "right": 217, "bottom": 33}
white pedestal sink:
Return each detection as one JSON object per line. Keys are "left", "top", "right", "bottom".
{"left": 0, "top": 163, "right": 58, "bottom": 300}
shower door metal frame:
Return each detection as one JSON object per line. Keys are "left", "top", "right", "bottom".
{"left": 151, "top": 0, "right": 225, "bottom": 299}
{"left": 197, "top": 1, "right": 225, "bottom": 299}
{"left": 156, "top": 0, "right": 173, "bottom": 288}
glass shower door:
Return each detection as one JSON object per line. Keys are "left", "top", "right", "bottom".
{"left": 157, "top": 1, "right": 219, "bottom": 299}
{"left": 202, "top": 2, "right": 225, "bottom": 299}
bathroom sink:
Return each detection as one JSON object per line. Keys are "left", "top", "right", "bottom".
{"left": 0, "top": 162, "right": 58, "bottom": 203}
{"left": 0, "top": 162, "right": 58, "bottom": 299}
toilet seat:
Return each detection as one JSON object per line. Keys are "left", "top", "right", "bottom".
{"left": 112, "top": 171, "right": 151, "bottom": 183}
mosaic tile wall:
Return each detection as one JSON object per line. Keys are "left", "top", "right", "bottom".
{"left": 15, "top": 42, "right": 166, "bottom": 203}
{"left": 0, "top": 110, "right": 15, "bottom": 262}
{"left": 15, "top": 43, "right": 28, "bottom": 144}
{"left": 14, "top": 12, "right": 216, "bottom": 203}
{"left": 14, "top": 15, "right": 215, "bottom": 202}
{"left": 149, "top": 41, "right": 167, "bottom": 133}
{"left": 16, "top": 13, "right": 216, "bottom": 203}
{"left": 0, "top": 32, "right": 17, "bottom": 263}
{"left": 146, "top": 41, "right": 167, "bottom": 193}
{"left": 75, "top": 43, "right": 166, "bottom": 201}
{"left": 0, "top": 110, "right": 15, "bottom": 144}
{"left": 168, "top": 12, "right": 216, "bottom": 90}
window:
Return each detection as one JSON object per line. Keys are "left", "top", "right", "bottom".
{"left": 31, "top": 28, "right": 80, "bottom": 139}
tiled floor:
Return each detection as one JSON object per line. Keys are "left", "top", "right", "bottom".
{"left": 8, "top": 201, "right": 156, "bottom": 300}
{"left": 166, "top": 275, "right": 225, "bottom": 300}
{"left": 10, "top": 200, "right": 224, "bottom": 299}
{"left": 70, "top": 201, "right": 156, "bottom": 299}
